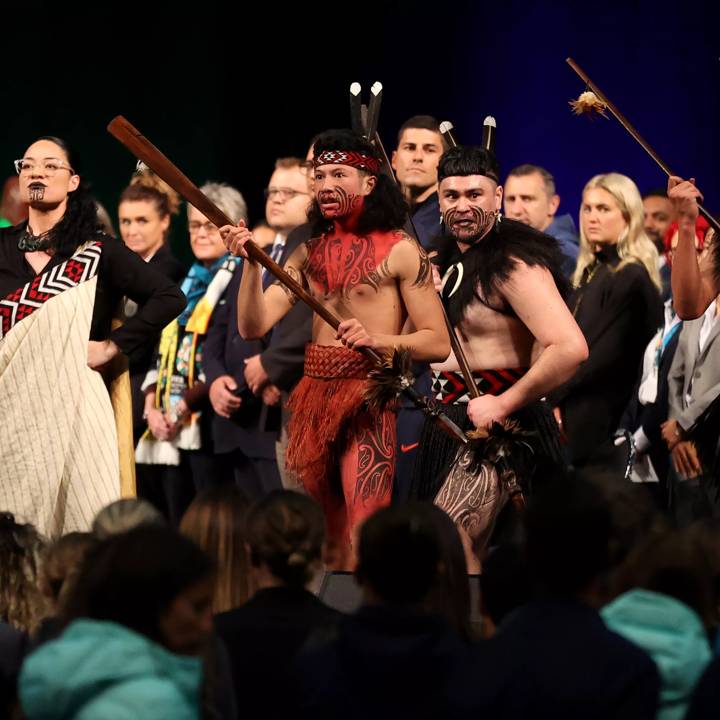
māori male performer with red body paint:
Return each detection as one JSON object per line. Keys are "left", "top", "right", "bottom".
{"left": 221, "top": 129, "right": 450, "bottom": 567}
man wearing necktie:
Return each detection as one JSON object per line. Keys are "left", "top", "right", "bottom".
{"left": 204, "top": 158, "right": 312, "bottom": 498}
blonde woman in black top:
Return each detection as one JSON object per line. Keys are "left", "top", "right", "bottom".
{"left": 550, "top": 173, "right": 662, "bottom": 469}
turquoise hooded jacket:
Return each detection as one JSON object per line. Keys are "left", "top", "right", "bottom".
{"left": 602, "top": 589, "right": 711, "bottom": 720}
{"left": 19, "top": 619, "right": 202, "bottom": 720}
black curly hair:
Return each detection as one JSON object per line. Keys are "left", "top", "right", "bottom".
{"left": 437, "top": 144, "right": 500, "bottom": 184}
{"left": 308, "top": 129, "right": 408, "bottom": 235}
{"left": 30, "top": 136, "right": 103, "bottom": 257}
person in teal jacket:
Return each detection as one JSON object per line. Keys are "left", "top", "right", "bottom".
{"left": 19, "top": 526, "right": 215, "bottom": 720}
{"left": 20, "top": 619, "right": 201, "bottom": 720}
{"left": 602, "top": 531, "right": 714, "bottom": 720}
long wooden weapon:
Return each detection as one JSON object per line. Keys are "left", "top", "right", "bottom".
{"left": 360, "top": 93, "right": 527, "bottom": 510}
{"left": 107, "top": 115, "right": 467, "bottom": 444}
{"left": 566, "top": 57, "right": 720, "bottom": 236}
{"left": 348, "top": 86, "right": 481, "bottom": 406}
{"left": 433, "top": 115, "right": 499, "bottom": 400}
{"left": 436, "top": 117, "right": 528, "bottom": 511}
{"left": 347, "top": 85, "right": 475, "bottom": 441}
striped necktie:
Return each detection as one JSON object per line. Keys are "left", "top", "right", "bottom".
{"left": 262, "top": 236, "right": 285, "bottom": 285}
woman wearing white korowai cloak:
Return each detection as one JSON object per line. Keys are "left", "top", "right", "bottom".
{"left": 0, "top": 137, "right": 185, "bottom": 536}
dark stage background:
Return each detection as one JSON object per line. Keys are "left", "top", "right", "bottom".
{"left": 3, "top": 1, "right": 717, "bottom": 264}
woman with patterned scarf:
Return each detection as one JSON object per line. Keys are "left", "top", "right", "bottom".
{"left": 136, "top": 183, "right": 248, "bottom": 525}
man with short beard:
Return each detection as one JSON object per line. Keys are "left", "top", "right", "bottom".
{"left": 222, "top": 129, "right": 450, "bottom": 567}
{"left": 643, "top": 189, "right": 677, "bottom": 300}
{"left": 413, "top": 146, "right": 588, "bottom": 563}
{"left": 643, "top": 189, "right": 676, "bottom": 251}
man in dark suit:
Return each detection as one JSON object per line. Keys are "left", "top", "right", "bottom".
{"left": 391, "top": 115, "right": 445, "bottom": 252}
{"left": 241, "top": 158, "right": 314, "bottom": 488}
{"left": 391, "top": 116, "right": 446, "bottom": 501}
{"left": 204, "top": 158, "right": 312, "bottom": 497}
{"left": 619, "top": 298, "right": 682, "bottom": 508}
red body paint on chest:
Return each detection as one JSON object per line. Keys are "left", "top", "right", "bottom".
{"left": 304, "top": 229, "right": 403, "bottom": 296}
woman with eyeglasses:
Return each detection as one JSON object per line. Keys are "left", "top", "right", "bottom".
{"left": 135, "top": 182, "right": 248, "bottom": 525}
{"left": 0, "top": 136, "right": 186, "bottom": 537}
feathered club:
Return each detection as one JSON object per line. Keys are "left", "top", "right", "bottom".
{"left": 363, "top": 346, "right": 414, "bottom": 412}
{"left": 466, "top": 419, "right": 535, "bottom": 469}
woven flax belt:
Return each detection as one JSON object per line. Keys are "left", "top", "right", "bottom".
{"left": 304, "top": 343, "right": 374, "bottom": 380}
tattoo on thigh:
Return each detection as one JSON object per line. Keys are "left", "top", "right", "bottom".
{"left": 353, "top": 413, "right": 395, "bottom": 503}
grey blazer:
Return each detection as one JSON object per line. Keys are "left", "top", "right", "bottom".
{"left": 668, "top": 308, "right": 720, "bottom": 430}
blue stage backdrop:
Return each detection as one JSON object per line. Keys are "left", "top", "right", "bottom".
{"left": 445, "top": 0, "right": 720, "bottom": 222}
{"left": 2, "top": 0, "right": 717, "bottom": 259}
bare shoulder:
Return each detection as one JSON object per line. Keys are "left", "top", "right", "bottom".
{"left": 499, "top": 258, "right": 555, "bottom": 290}
{"left": 388, "top": 230, "right": 432, "bottom": 286}
{"left": 390, "top": 229, "right": 422, "bottom": 254}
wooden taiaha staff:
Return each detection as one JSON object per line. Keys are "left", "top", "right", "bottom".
{"left": 433, "top": 115, "right": 499, "bottom": 400}
{"left": 436, "top": 116, "right": 528, "bottom": 511}
{"left": 566, "top": 57, "right": 720, "bottom": 236}
{"left": 107, "top": 115, "right": 467, "bottom": 444}
{"left": 362, "top": 93, "right": 527, "bottom": 513}
{"left": 350, "top": 84, "right": 482, "bottom": 404}
{"left": 349, "top": 90, "right": 482, "bottom": 407}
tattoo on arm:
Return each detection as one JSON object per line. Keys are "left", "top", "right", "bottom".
{"left": 412, "top": 248, "right": 432, "bottom": 287}
{"left": 364, "top": 257, "right": 392, "bottom": 295}
{"left": 273, "top": 265, "right": 302, "bottom": 305}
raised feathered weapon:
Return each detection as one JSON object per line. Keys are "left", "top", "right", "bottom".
{"left": 566, "top": 57, "right": 719, "bottom": 235}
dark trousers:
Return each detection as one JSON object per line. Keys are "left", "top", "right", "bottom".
{"left": 670, "top": 468, "right": 720, "bottom": 528}
{"left": 394, "top": 367, "right": 432, "bottom": 503}
{"left": 136, "top": 448, "right": 233, "bottom": 527}
{"left": 393, "top": 406, "right": 425, "bottom": 503}
{"left": 221, "top": 449, "right": 282, "bottom": 501}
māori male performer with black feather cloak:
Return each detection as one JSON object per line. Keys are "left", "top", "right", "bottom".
{"left": 413, "top": 145, "right": 588, "bottom": 563}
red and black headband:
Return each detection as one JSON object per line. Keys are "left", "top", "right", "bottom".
{"left": 313, "top": 150, "right": 380, "bottom": 175}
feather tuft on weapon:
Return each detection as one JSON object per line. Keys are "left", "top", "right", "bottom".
{"left": 463, "top": 419, "right": 536, "bottom": 476}
{"left": 569, "top": 90, "right": 608, "bottom": 119}
{"left": 363, "top": 346, "right": 414, "bottom": 412}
